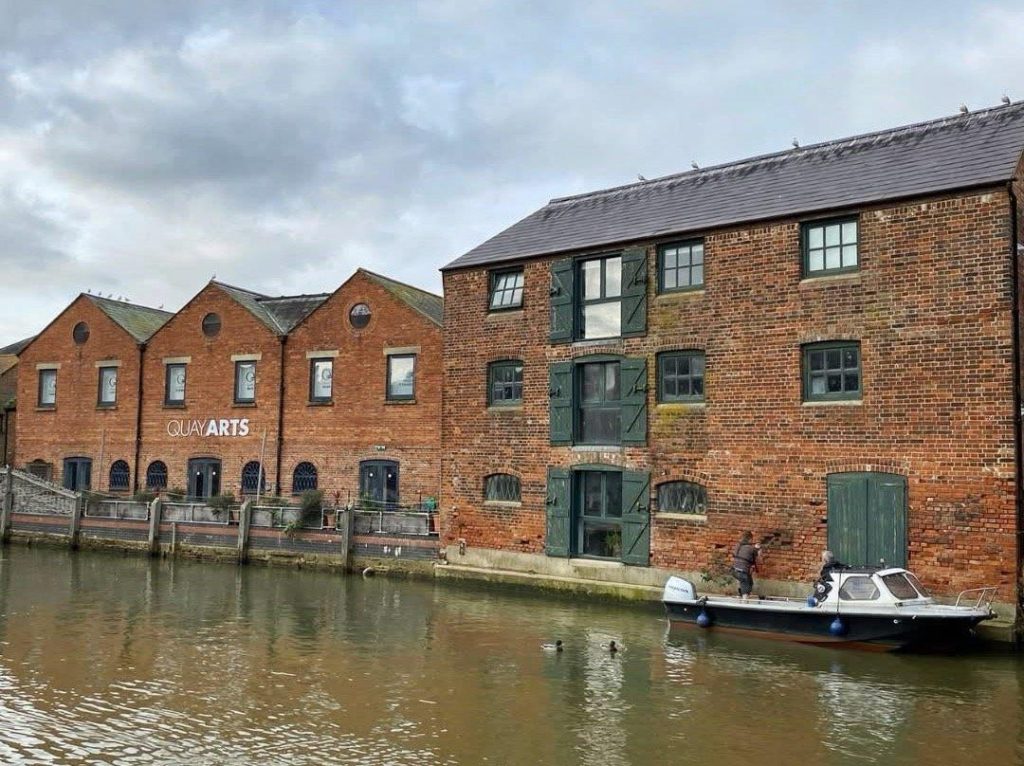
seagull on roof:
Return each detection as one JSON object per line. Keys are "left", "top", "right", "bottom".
{"left": 959, "top": 104, "right": 969, "bottom": 114}
{"left": 637, "top": 174, "right": 648, "bottom": 182}
{"left": 792, "top": 138, "right": 799, "bottom": 148}
{"left": 691, "top": 161, "right": 699, "bottom": 170}
{"left": 1003, "top": 95, "right": 1011, "bottom": 105}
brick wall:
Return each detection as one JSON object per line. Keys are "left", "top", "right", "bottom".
{"left": 0, "top": 362, "right": 15, "bottom": 466}
{"left": 16, "top": 296, "right": 143, "bottom": 490}
{"left": 441, "top": 188, "right": 1020, "bottom": 600}
{"left": 139, "top": 284, "right": 284, "bottom": 497}
{"left": 280, "top": 271, "right": 442, "bottom": 507}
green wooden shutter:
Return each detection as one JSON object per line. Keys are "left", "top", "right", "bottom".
{"left": 621, "top": 246, "right": 648, "bottom": 337}
{"left": 549, "top": 362, "right": 573, "bottom": 445}
{"left": 550, "top": 258, "right": 575, "bottom": 343}
{"left": 868, "top": 474, "right": 907, "bottom": 568}
{"left": 620, "top": 357, "right": 648, "bottom": 445}
{"left": 545, "top": 467, "right": 571, "bottom": 557}
{"left": 826, "top": 473, "right": 869, "bottom": 566}
{"left": 621, "top": 470, "right": 651, "bottom": 566}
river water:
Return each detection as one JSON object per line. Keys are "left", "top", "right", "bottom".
{"left": 0, "top": 546, "right": 1020, "bottom": 766}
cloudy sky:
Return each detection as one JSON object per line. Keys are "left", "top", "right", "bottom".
{"left": 0, "top": 0, "right": 1021, "bottom": 341}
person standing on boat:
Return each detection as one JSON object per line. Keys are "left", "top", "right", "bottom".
{"left": 732, "top": 531, "right": 760, "bottom": 599}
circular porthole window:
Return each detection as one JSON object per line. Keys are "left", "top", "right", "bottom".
{"left": 202, "top": 313, "right": 222, "bottom": 337}
{"left": 349, "top": 303, "right": 371, "bottom": 329}
{"left": 72, "top": 322, "right": 90, "bottom": 345}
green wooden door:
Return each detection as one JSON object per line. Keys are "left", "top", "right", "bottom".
{"left": 620, "top": 470, "right": 651, "bottom": 566}
{"left": 827, "top": 472, "right": 907, "bottom": 567}
{"left": 545, "top": 467, "right": 571, "bottom": 557}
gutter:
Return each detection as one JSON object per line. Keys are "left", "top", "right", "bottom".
{"left": 133, "top": 343, "right": 146, "bottom": 495}
{"left": 275, "top": 335, "right": 287, "bottom": 496}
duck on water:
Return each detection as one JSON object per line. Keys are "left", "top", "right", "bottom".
{"left": 662, "top": 565, "right": 997, "bottom": 652}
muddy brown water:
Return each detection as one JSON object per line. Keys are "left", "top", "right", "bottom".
{"left": 0, "top": 545, "right": 1020, "bottom": 765}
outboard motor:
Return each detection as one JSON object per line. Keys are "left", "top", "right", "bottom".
{"left": 663, "top": 576, "right": 697, "bottom": 603}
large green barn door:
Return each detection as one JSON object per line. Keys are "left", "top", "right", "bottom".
{"left": 868, "top": 474, "right": 907, "bottom": 568}
{"left": 827, "top": 473, "right": 906, "bottom": 568}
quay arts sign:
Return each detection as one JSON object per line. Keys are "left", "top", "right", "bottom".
{"left": 166, "top": 418, "right": 252, "bottom": 438}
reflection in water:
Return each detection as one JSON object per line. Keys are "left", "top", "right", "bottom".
{"left": 0, "top": 546, "right": 1020, "bottom": 765}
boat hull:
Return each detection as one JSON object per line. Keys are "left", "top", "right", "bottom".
{"left": 664, "top": 601, "right": 987, "bottom": 651}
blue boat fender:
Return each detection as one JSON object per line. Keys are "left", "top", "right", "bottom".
{"left": 806, "top": 595, "right": 818, "bottom": 607}
{"left": 696, "top": 611, "right": 711, "bottom": 628}
{"left": 829, "top": 617, "right": 846, "bottom": 636}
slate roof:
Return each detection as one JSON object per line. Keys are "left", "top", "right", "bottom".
{"left": 258, "top": 294, "right": 331, "bottom": 332}
{"left": 0, "top": 336, "right": 35, "bottom": 356}
{"left": 85, "top": 296, "right": 172, "bottom": 342}
{"left": 360, "top": 269, "right": 444, "bottom": 325}
{"left": 445, "top": 101, "right": 1024, "bottom": 271}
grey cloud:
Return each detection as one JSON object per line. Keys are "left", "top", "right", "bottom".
{"left": 0, "top": 0, "right": 1022, "bottom": 342}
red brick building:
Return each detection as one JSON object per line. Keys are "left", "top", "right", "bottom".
{"left": 12, "top": 271, "right": 443, "bottom": 507}
{"left": 280, "top": 269, "right": 443, "bottom": 508}
{"left": 137, "top": 281, "right": 312, "bottom": 499}
{"left": 0, "top": 336, "right": 32, "bottom": 467}
{"left": 15, "top": 295, "right": 171, "bottom": 490}
{"left": 440, "top": 103, "right": 1024, "bottom": 614}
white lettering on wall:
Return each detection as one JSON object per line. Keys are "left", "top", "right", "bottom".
{"left": 166, "top": 418, "right": 252, "bottom": 438}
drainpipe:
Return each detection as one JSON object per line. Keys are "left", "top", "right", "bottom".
{"left": 1009, "top": 181, "right": 1022, "bottom": 625}
{"left": 133, "top": 342, "right": 146, "bottom": 495}
{"left": 275, "top": 334, "right": 287, "bottom": 496}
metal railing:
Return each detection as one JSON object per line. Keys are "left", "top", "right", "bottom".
{"left": 953, "top": 586, "right": 998, "bottom": 609}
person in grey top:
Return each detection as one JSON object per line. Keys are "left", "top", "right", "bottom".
{"left": 732, "top": 531, "right": 760, "bottom": 599}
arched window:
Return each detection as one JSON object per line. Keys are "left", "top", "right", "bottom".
{"left": 292, "top": 462, "right": 318, "bottom": 494}
{"left": 109, "top": 460, "right": 131, "bottom": 492}
{"left": 146, "top": 461, "right": 168, "bottom": 489}
{"left": 26, "top": 460, "right": 53, "bottom": 481}
{"left": 241, "top": 461, "right": 265, "bottom": 494}
{"left": 656, "top": 481, "right": 707, "bottom": 515}
{"left": 484, "top": 473, "right": 521, "bottom": 503}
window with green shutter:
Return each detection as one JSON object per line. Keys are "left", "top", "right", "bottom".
{"left": 548, "top": 362, "right": 573, "bottom": 444}
{"left": 621, "top": 470, "right": 651, "bottom": 566}
{"left": 545, "top": 467, "right": 571, "bottom": 557}
{"left": 549, "top": 357, "right": 647, "bottom": 447}
{"left": 549, "top": 259, "right": 575, "bottom": 343}
{"left": 621, "top": 246, "right": 648, "bottom": 337}
{"left": 549, "top": 248, "right": 647, "bottom": 343}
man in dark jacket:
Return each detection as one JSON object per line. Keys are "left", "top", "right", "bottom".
{"left": 732, "top": 531, "right": 760, "bottom": 599}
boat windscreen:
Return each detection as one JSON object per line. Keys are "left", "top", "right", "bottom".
{"left": 838, "top": 576, "right": 880, "bottom": 601}
{"left": 904, "top": 572, "right": 930, "bottom": 598}
{"left": 881, "top": 573, "right": 920, "bottom": 600}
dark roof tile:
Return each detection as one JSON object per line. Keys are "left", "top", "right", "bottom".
{"left": 445, "top": 102, "right": 1024, "bottom": 270}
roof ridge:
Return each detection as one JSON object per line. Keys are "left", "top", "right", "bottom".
{"left": 257, "top": 292, "right": 332, "bottom": 303}
{"left": 550, "top": 100, "right": 1024, "bottom": 206}
{"left": 358, "top": 268, "right": 443, "bottom": 300}
{"left": 210, "top": 279, "right": 270, "bottom": 298}
{"left": 86, "top": 294, "right": 173, "bottom": 316}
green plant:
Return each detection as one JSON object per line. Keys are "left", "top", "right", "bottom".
{"left": 166, "top": 486, "right": 186, "bottom": 501}
{"left": 133, "top": 490, "right": 157, "bottom": 503}
{"left": 607, "top": 528, "right": 622, "bottom": 558}
{"left": 207, "top": 492, "right": 237, "bottom": 519}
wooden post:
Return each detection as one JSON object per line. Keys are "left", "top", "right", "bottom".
{"left": 237, "top": 499, "right": 252, "bottom": 565}
{"left": 147, "top": 497, "right": 162, "bottom": 556}
{"left": 1, "top": 466, "right": 13, "bottom": 544}
{"left": 69, "top": 494, "right": 84, "bottom": 550}
{"left": 339, "top": 507, "right": 354, "bottom": 571}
